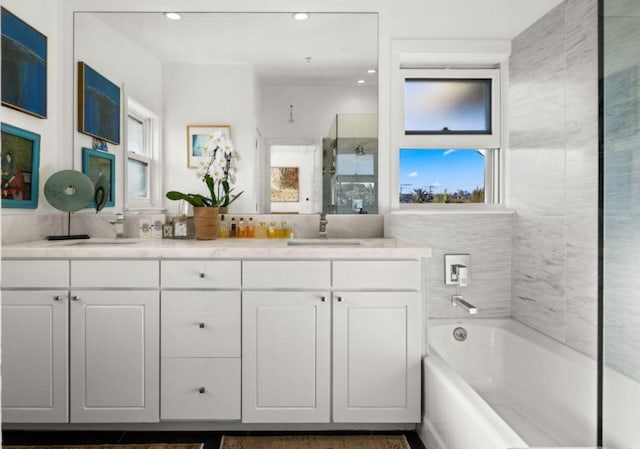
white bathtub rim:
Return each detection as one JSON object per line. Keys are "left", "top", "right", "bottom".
{"left": 423, "top": 349, "right": 528, "bottom": 449}
{"left": 428, "top": 318, "right": 595, "bottom": 369}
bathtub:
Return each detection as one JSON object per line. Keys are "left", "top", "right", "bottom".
{"left": 419, "top": 319, "right": 597, "bottom": 449}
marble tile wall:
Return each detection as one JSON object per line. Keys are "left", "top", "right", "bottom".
{"left": 386, "top": 212, "right": 513, "bottom": 319}
{"left": 508, "top": 0, "right": 598, "bottom": 358}
{"left": 603, "top": 11, "right": 640, "bottom": 383}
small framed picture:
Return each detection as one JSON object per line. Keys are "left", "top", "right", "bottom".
{"left": 1, "top": 122, "right": 41, "bottom": 208}
{"left": 187, "top": 125, "right": 231, "bottom": 168}
{"left": 82, "top": 147, "right": 115, "bottom": 208}
{"left": 172, "top": 216, "right": 194, "bottom": 239}
{"left": 162, "top": 223, "right": 174, "bottom": 239}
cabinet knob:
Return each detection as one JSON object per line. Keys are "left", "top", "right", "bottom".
{"left": 53, "top": 295, "right": 62, "bottom": 301}
{"left": 336, "top": 296, "right": 343, "bottom": 302}
{"left": 71, "top": 295, "right": 80, "bottom": 301}
{"left": 320, "top": 296, "right": 327, "bottom": 302}
{"left": 198, "top": 387, "right": 206, "bottom": 394}
{"left": 199, "top": 273, "right": 206, "bottom": 279}
{"left": 198, "top": 322, "right": 205, "bottom": 328}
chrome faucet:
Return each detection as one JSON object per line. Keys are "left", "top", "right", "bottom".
{"left": 452, "top": 295, "right": 477, "bottom": 314}
{"left": 319, "top": 212, "right": 328, "bottom": 238}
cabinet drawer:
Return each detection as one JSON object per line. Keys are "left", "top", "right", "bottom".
{"left": 242, "top": 261, "right": 330, "bottom": 289}
{"left": 161, "top": 358, "right": 240, "bottom": 421}
{"left": 333, "top": 260, "right": 421, "bottom": 290}
{"left": 161, "top": 291, "right": 240, "bottom": 357}
{"left": 2, "top": 260, "right": 69, "bottom": 288}
{"left": 161, "top": 260, "right": 240, "bottom": 289}
{"left": 70, "top": 260, "right": 159, "bottom": 288}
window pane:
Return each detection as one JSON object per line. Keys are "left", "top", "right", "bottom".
{"left": 128, "top": 159, "right": 148, "bottom": 198}
{"left": 336, "top": 153, "right": 375, "bottom": 175}
{"left": 335, "top": 181, "right": 377, "bottom": 213}
{"left": 127, "top": 115, "right": 145, "bottom": 155}
{"left": 404, "top": 79, "right": 491, "bottom": 134}
{"left": 399, "top": 149, "right": 485, "bottom": 203}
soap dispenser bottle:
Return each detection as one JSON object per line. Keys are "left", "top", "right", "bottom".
{"left": 247, "top": 217, "right": 256, "bottom": 238}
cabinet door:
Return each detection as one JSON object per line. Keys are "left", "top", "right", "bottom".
{"left": 333, "top": 291, "right": 421, "bottom": 423}
{"left": 69, "top": 290, "right": 159, "bottom": 423}
{"left": 1, "top": 290, "right": 69, "bottom": 423}
{"left": 242, "top": 291, "right": 330, "bottom": 423}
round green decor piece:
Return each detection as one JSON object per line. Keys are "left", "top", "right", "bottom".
{"left": 44, "top": 170, "right": 95, "bottom": 212}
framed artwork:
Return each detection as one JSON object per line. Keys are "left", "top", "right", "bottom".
{"left": 1, "top": 7, "right": 47, "bottom": 118}
{"left": 271, "top": 166, "right": 299, "bottom": 202}
{"left": 82, "top": 147, "right": 115, "bottom": 208}
{"left": 1, "top": 122, "right": 41, "bottom": 208}
{"left": 78, "top": 61, "right": 121, "bottom": 144}
{"left": 187, "top": 125, "right": 231, "bottom": 168}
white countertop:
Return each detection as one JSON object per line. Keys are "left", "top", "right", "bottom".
{"left": 1, "top": 237, "right": 431, "bottom": 259}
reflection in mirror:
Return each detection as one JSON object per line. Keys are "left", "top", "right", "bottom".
{"left": 74, "top": 12, "right": 378, "bottom": 215}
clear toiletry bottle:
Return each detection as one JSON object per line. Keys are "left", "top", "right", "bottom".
{"left": 247, "top": 217, "right": 256, "bottom": 238}
{"left": 218, "top": 215, "right": 229, "bottom": 239}
{"left": 267, "top": 221, "right": 277, "bottom": 239}
{"left": 256, "top": 221, "right": 267, "bottom": 239}
{"left": 238, "top": 217, "right": 247, "bottom": 238}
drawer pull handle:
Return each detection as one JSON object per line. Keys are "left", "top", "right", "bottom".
{"left": 320, "top": 296, "right": 327, "bottom": 302}
{"left": 199, "top": 273, "right": 206, "bottom": 279}
{"left": 336, "top": 296, "right": 343, "bottom": 302}
{"left": 71, "top": 295, "right": 80, "bottom": 301}
{"left": 53, "top": 295, "right": 62, "bottom": 301}
{"left": 198, "top": 322, "right": 205, "bottom": 329}
{"left": 198, "top": 387, "right": 206, "bottom": 394}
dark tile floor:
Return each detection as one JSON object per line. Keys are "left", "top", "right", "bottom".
{"left": 3, "top": 430, "right": 427, "bottom": 449}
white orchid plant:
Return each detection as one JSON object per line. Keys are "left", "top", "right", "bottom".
{"left": 166, "top": 130, "right": 243, "bottom": 208}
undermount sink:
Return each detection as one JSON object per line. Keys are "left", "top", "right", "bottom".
{"left": 287, "top": 240, "right": 364, "bottom": 247}
{"left": 65, "top": 239, "right": 140, "bottom": 246}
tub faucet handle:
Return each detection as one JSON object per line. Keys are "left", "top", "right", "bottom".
{"left": 453, "top": 264, "right": 469, "bottom": 287}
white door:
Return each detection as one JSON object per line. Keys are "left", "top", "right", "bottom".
{"left": 242, "top": 291, "right": 330, "bottom": 422}
{"left": 1, "top": 290, "right": 69, "bottom": 423}
{"left": 69, "top": 290, "right": 159, "bottom": 422}
{"left": 333, "top": 291, "right": 421, "bottom": 423}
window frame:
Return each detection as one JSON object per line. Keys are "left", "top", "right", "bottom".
{"left": 125, "top": 97, "right": 162, "bottom": 210}
{"left": 392, "top": 68, "right": 502, "bottom": 208}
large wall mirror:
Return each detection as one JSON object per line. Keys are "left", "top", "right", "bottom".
{"left": 73, "top": 12, "right": 378, "bottom": 215}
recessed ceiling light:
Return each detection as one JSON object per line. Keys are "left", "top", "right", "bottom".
{"left": 164, "top": 12, "right": 182, "bottom": 21}
{"left": 293, "top": 13, "right": 309, "bottom": 21}
{"left": 357, "top": 79, "right": 366, "bottom": 84}
{"left": 367, "top": 69, "right": 377, "bottom": 74}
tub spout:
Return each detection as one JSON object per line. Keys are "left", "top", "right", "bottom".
{"left": 452, "top": 295, "right": 477, "bottom": 314}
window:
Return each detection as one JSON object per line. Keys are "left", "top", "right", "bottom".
{"left": 394, "top": 68, "right": 502, "bottom": 206}
{"left": 126, "top": 98, "right": 160, "bottom": 209}
{"left": 404, "top": 79, "right": 492, "bottom": 134}
{"left": 399, "top": 148, "right": 495, "bottom": 203}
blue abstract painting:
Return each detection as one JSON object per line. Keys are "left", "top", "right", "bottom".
{"left": 1, "top": 7, "right": 47, "bottom": 118}
{"left": 78, "top": 62, "right": 121, "bottom": 145}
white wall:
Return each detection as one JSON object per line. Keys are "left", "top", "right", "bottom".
{"left": 74, "top": 13, "right": 163, "bottom": 213}
{"left": 162, "top": 63, "right": 256, "bottom": 214}
{"left": 261, "top": 85, "right": 377, "bottom": 141}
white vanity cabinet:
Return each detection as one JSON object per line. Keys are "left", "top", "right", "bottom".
{"left": 69, "top": 260, "right": 160, "bottom": 423}
{"left": 242, "top": 261, "right": 332, "bottom": 423}
{"left": 160, "top": 260, "right": 242, "bottom": 421}
{"left": 1, "top": 260, "right": 69, "bottom": 423}
{"left": 241, "top": 259, "right": 423, "bottom": 424}
{"left": 332, "top": 261, "right": 422, "bottom": 423}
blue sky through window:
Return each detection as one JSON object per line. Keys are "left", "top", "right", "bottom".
{"left": 399, "top": 149, "right": 484, "bottom": 194}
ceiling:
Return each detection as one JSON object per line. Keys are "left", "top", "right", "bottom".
{"left": 88, "top": 12, "right": 379, "bottom": 87}
{"left": 88, "top": 2, "right": 564, "bottom": 87}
